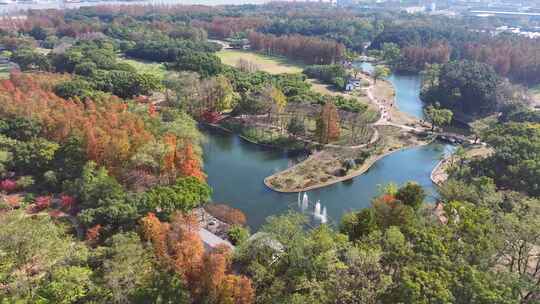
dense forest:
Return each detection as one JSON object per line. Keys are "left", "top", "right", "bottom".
{"left": 0, "top": 3, "right": 539, "bottom": 304}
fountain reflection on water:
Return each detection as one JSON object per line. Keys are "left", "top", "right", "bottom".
{"left": 297, "top": 192, "right": 328, "bottom": 224}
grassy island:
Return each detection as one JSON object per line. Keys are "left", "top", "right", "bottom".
{"left": 264, "top": 125, "right": 433, "bottom": 192}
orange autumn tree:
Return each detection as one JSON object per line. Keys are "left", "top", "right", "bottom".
{"left": 0, "top": 73, "right": 152, "bottom": 175}
{"left": 316, "top": 101, "right": 340, "bottom": 144}
{"left": 169, "top": 212, "right": 205, "bottom": 289}
{"left": 140, "top": 212, "right": 254, "bottom": 304}
{"left": 140, "top": 212, "right": 170, "bottom": 265}
{"left": 179, "top": 142, "right": 205, "bottom": 181}
{"left": 0, "top": 72, "right": 204, "bottom": 183}
{"left": 162, "top": 134, "right": 205, "bottom": 183}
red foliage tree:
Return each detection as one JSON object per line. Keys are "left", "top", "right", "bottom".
{"left": 0, "top": 179, "right": 17, "bottom": 193}
{"left": 201, "top": 110, "right": 221, "bottom": 124}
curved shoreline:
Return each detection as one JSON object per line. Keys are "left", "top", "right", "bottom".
{"left": 201, "top": 122, "right": 308, "bottom": 153}
{"left": 262, "top": 63, "right": 432, "bottom": 193}
{"left": 263, "top": 139, "right": 433, "bottom": 193}
{"left": 430, "top": 158, "right": 447, "bottom": 187}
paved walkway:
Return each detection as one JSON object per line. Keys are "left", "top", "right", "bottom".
{"left": 199, "top": 227, "right": 234, "bottom": 251}
{"left": 359, "top": 73, "right": 425, "bottom": 132}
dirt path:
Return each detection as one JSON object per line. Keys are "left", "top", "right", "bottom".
{"left": 358, "top": 72, "right": 425, "bottom": 132}
{"left": 261, "top": 70, "right": 440, "bottom": 193}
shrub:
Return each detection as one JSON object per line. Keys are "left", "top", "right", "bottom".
{"left": 60, "top": 194, "right": 76, "bottom": 211}
{"left": 0, "top": 179, "right": 17, "bottom": 193}
{"left": 287, "top": 117, "right": 306, "bottom": 136}
{"left": 227, "top": 225, "right": 250, "bottom": 245}
{"left": 15, "top": 176, "right": 34, "bottom": 190}
{"left": 43, "top": 170, "right": 58, "bottom": 188}
{"left": 32, "top": 195, "right": 52, "bottom": 212}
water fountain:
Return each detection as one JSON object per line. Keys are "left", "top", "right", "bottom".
{"left": 301, "top": 193, "right": 309, "bottom": 212}
{"left": 314, "top": 200, "right": 321, "bottom": 217}
{"left": 321, "top": 207, "right": 328, "bottom": 224}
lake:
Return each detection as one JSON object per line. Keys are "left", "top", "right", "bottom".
{"left": 203, "top": 128, "right": 451, "bottom": 229}
{"left": 203, "top": 64, "right": 452, "bottom": 229}
{"left": 358, "top": 62, "right": 425, "bottom": 119}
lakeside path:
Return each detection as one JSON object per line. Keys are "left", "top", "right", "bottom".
{"left": 212, "top": 46, "right": 435, "bottom": 192}
{"left": 260, "top": 59, "right": 437, "bottom": 192}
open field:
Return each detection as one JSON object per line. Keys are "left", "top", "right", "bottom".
{"left": 218, "top": 49, "right": 372, "bottom": 108}
{"left": 217, "top": 49, "right": 304, "bottom": 74}
{"left": 118, "top": 57, "right": 167, "bottom": 79}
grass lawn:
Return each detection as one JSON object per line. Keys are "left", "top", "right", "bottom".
{"left": 118, "top": 57, "right": 167, "bottom": 79}
{"left": 216, "top": 49, "right": 304, "bottom": 74}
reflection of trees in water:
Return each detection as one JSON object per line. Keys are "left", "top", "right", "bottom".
{"left": 212, "top": 131, "right": 235, "bottom": 152}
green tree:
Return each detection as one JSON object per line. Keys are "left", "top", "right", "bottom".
{"left": 424, "top": 104, "right": 453, "bottom": 131}
{"left": 381, "top": 42, "right": 401, "bottom": 67}
{"left": 138, "top": 177, "right": 211, "bottom": 218}
{"left": 395, "top": 182, "right": 426, "bottom": 210}
{"left": 73, "top": 61, "right": 98, "bottom": 77}
{"left": 42, "top": 35, "right": 59, "bottom": 49}
{"left": 102, "top": 232, "right": 155, "bottom": 303}
{"left": 373, "top": 65, "right": 390, "bottom": 83}
{"left": 472, "top": 122, "right": 540, "bottom": 196}
{"left": 340, "top": 208, "right": 378, "bottom": 241}
{"left": 0, "top": 116, "right": 42, "bottom": 141}
{"left": 12, "top": 137, "right": 59, "bottom": 175}
{"left": 11, "top": 48, "right": 51, "bottom": 71}
{"left": 54, "top": 79, "right": 95, "bottom": 100}
{"left": 92, "top": 70, "right": 162, "bottom": 99}
{"left": 37, "top": 266, "right": 96, "bottom": 304}
{"left": 287, "top": 116, "right": 306, "bottom": 136}
{"left": 421, "top": 60, "right": 501, "bottom": 117}
{"left": 0, "top": 210, "right": 89, "bottom": 300}
{"left": 66, "top": 162, "right": 138, "bottom": 231}
{"left": 168, "top": 51, "right": 223, "bottom": 78}
{"left": 227, "top": 224, "right": 250, "bottom": 245}
{"left": 29, "top": 26, "right": 48, "bottom": 40}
